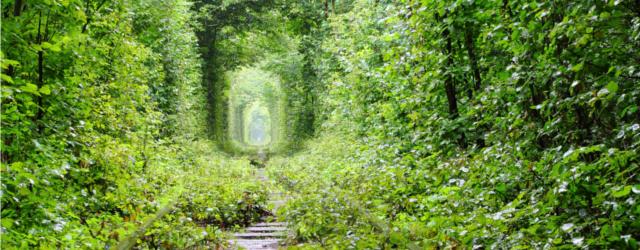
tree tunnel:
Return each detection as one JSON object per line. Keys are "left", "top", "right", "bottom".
{"left": 194, "top": 1, "right": 321, "bottom": 156}
{"left": 225, "top": 67, "right": 286, "bottom": 154}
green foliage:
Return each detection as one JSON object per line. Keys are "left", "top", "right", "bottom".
{"left": 271, "top": 0, "right": 640, "bottom": 248}
{"left": 3, "top": 0, "right": 639, "bottom": 248}
{"left": 192, "top": 0, "right": 277, "bottom": 143}
{"left": 193, "top": 0, "right": 322, "bottom": 153}
{"left": 1, "top": 0, "right": 266, "bottom": 248}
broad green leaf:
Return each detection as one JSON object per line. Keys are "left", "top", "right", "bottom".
{"left": 576, "top": 34, "right": 591, "bottom": 47}
{"left": 606, "top": 82, "right": 618, "bottom": 94}
{"left": 612, "top": 186, "right": 632, "bottom": 198}
{"left": 39, "top": 85, "right": 52, "bottom": 95}
{"left": 1, "top": 73, "right": 14, "bottom": 84}
{"left": 1, "top": 218, "right": 13, "bottom": 229}
{"left": 20, "top": 83, "right": 40, "bottom": 96}
{"left": 571, "top": 62, "right": 584, "bottom": 72}
{"left": 1, "top": 59, "right": 20, "bottom": 69}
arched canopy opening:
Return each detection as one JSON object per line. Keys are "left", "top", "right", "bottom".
{"left": 227, "top": 67, "right": 285, "bottom": 153}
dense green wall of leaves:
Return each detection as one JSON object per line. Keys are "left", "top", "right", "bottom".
{"left": 270, "top": 0, "right": 640, "bottom": 248}
{"left": 1, "top": 0, "right": 267, "bottom": 248}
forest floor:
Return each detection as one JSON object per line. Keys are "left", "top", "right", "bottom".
{"left": 228, "top": 167, "right": 289, "bottom": 250}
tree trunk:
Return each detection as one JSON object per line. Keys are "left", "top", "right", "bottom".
{"left": 34, "top": 11, "right": 45, "bottom": 132}
{"left": 440, "top": 16, "right": 467, "bottom": 147}
{"left": 464, "top": 25, "right": 481, "bottom": 92}
{"left": 443, "top": 27, "right": 459, "bottom": 118}
{"left": 14, "top": 0, "right": 23, "bottom": 16}
{"left": 36, "top": 11, "right": 43, "bottom": 86}
{"left": 324, "top": 0, "right": 329, "bottom": 18}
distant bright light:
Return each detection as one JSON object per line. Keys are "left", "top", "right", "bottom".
{"left": 246, "top": 104, "right": 271, "bottom": 146}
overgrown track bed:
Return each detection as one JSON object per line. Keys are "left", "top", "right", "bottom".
{"left": 228, "top": 168, "right": 289, "bottom": 250}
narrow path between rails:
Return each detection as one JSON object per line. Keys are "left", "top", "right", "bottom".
{"left": 228, "top": 167, "right": 289, "bottom": 250}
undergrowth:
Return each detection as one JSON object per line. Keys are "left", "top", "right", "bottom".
{"left": 270, "top": 122, "right": 639, "bottom": 249}
{"left": 3, "top": 138, "right": 267, "bottom": 249}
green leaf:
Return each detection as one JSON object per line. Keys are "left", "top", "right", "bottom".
{"left": 612, "top": 186, "right": 631, "bottom": 198}
{"left": 1, "top": 73, "right": 14, "bottom": 84}
{"left": 605, "top": 82, "right": 618, "bottom": 94}
{"left": 630, "top": 238, "right": 638, "bottom": 249}
{"left": 1, "top": 59, "right": 20, "bottom": 69}
{"left": 576, "top": 34, "right": 591, "bottom": 47}
{"left": 41, "top": 42, "right": 61, "bottom": 52}
{"left": 571, "top": 62, "right": 584, "bottom": 72}
{"left": 1, "top": 218, "right": 13, "bottom": 229}
{"left": 496, "top": 183, "right": 507, "bottom": 193}
{"left": 20, "top": 83, "right": 41, "bottom": 96}
{"left": 622, "top": 105, "right": 638, "bottom": 116}
{"left": 389, "top": 231, "right": 406, "bottom": 245}
{"left": 39, "top": 85, "right": 52, "bottom": 95}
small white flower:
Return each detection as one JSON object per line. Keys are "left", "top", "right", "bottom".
{"left": 622, "top": 234, "right": 631, "bottom": 242}
{"left": 53, "top": 223, "right": 65, "bottom": 232}
{"left": 558, "top": 182, "right": 568, "bottom": 193}
{"left": 561, "top": 223, "right": 574, "bottom": 232}
{"left": 571, "top": 237, "right": 584, "bottom": 246}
